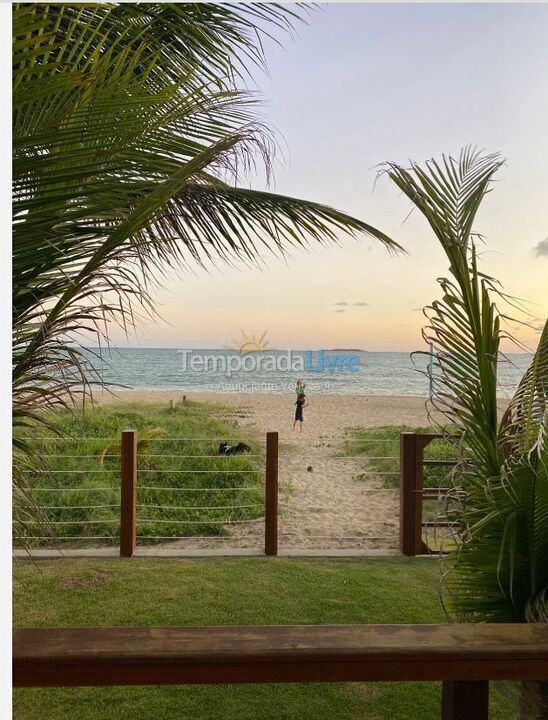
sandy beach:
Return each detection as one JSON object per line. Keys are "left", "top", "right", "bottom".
{"left": 96, "top": 390, "right": 449, "bottom": 551}
{"left": 99, "top": 389, "right": 438, "bottom": 434}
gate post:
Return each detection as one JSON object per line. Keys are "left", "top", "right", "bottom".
{"left": 400, "top": 432, "right": 417, "bottom": 555}
{"left": 265, "top": 432, "right": 279, "bottom": 556}
{"left": 400, "top": 432, "right": 429, "bottom": 556}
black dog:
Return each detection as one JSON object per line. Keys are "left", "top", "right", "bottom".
{"left": 218, "top": 442, "right": 251, "bottom": 456}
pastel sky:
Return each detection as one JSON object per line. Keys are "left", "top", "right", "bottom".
{"left": 113, "top": 2, "right": 548, "bottom": 351}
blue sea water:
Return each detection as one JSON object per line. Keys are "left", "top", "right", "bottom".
{"left": 82, "top": 348, "right": 532, "bottom": 397}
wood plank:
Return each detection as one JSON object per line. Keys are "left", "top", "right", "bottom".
{"left": 13, "top": 624, "right": 548, "bottom": 688}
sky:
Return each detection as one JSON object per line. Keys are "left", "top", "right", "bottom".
{"left": 113, "top": 2, "right": 548, "bottom": 352}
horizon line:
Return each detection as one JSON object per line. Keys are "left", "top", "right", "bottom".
{"left": 79, "top": 346, "right": 533, "bottom": 355}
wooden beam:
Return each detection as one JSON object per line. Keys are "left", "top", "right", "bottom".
{"left": 13, "top": 623, "right": 548, "bottom": 688}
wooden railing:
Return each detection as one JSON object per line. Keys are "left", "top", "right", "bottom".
{"left": 400, "top": 432, "right": 458, "bottom": 556}
{"left": 13, "top": 623, "right": 548, "bottom": 718}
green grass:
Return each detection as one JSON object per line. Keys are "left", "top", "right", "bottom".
{"left": 340, "top": 425, "right": 456, "bottom": 489}
{"left": 16, "top": 400, "right": 264, "bottom": 546}
{"left": 13, "top": 557, "right": 514, "bottom": 719}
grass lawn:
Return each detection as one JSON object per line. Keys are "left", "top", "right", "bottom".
{"left": 15, "top": 400, "right": 263, "bottom": 547}
{"left": 13, "top": 557, "right": 514, "bottom": 719}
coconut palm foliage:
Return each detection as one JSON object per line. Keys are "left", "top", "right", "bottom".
{"left": 384, "top": 149, "right": 547, "bottom": 714}
{"left": 13, "top": 2, "right": 401, "bottom": 436}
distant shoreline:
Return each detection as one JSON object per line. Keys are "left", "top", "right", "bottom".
{"left": 94, "top": 386, "right": 518, "bottom": 400}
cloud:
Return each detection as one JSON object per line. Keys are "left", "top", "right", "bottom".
{"left": 533, "top": 238, "right": 548, "bottom": 257}
{"left": 333, "top": 301, "right": 368, "bottom": 309}
{"left": 333, "top": 309, "right": 345, "bottom": 313}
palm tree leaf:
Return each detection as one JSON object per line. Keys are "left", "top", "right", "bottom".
{"left": 384, "top": 149, "right": 547, "bottom": 641}
{"left": 13, "top": 3, "right": 402, "bottom": 430}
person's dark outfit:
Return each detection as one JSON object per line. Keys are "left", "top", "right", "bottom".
{"left": 295, "top": 395, "right": 305, "bottom": 422}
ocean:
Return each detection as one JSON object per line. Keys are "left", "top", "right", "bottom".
{"left": 82, "top": 348, "right": 532, "bottom": 397}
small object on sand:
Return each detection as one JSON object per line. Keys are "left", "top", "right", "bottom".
{"left": 218, "top": 442, "right": 251, "bottom": 456}
{"left": 307, "top": 465, "right": 313, "bottom": 472}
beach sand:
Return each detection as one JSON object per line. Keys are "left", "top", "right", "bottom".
{"left": 98, "top": 390, "right": 449, "bottom": 551}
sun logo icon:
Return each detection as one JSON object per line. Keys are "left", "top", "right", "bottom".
{"left": 224, "top": 330, "right": 272, "bottom": 356}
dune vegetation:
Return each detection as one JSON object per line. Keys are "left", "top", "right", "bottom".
{"left": 15, "top": 400, "right": 264, "bottom": 547}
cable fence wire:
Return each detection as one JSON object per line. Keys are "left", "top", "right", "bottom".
{"left": 139, "top": 503, "right": 263, "bottom": 510}
{"left": 138, "top": 455, "right": 265, "bottom": 459}
{"left": 27, "top": 487, "right": 120, "bottom": 493}
{"left": 138, "top": 486, "right": 260, "bottom": 492}
{"left": 134, "top": 535, "right": 247, "bottom": 541}
{"left": 24, "top": 437, "right": 265, "bottom": 443}
{"left": 17, "top": 536, "right": 119, "bottom": 542}
{"left": 331, "top": 456, "right": 399, "bottom": 460}
{"left": 17, "top": 429, "right": 267, "bottom": 548}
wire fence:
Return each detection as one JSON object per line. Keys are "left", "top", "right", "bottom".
{"left": 15, "top": 430, "right": 461, "bottom": 555}
{"left": 15, "top": 435, "right": 267, "bottom": 550}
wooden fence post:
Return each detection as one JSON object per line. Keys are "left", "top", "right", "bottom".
{"left": 265, "top": 431, "right": 278, "bottom": 556}
{"left": 120, "top": 430, "right": 137, "bottom": 558}
{"left": 400, "top": 432, "right": 417, "bottom": 555}
{"left": 441, "top": 681, "right": 489, "bottom": 719}
{"left": 400, "top": 432, "right": 430, "bottom": 556}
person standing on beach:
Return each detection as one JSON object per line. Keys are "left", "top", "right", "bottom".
{"left": 293, "top": 391, "right": 306, "bottom": 431}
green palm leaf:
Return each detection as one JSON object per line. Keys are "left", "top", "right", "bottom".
{"left": 13, "top": 2, "right": 402, "bottom": 431}
{"left": 383, "top": 148, "right": 547, "bottom": 715}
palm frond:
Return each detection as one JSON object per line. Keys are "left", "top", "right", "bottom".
{"left": 383, "top": 149, "right": 547, "bottom": 629}
{"left": 13, "top": 2, "right": 402, "bottom": 431}
{"left": 499, "top": 320, "right": 548, "bottom": 456}
{"left": 383, "top": 150, "right": 505, "bottom": 477}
